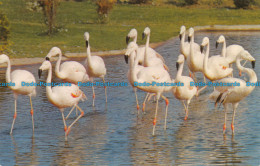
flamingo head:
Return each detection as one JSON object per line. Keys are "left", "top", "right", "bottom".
{"left": 216, "top": 35, "right": 225, "bottom": 48}
{"left": 176, "top": 54, "right": 185, "bottom": 70}
{"left": 46, "top": 47, "right": 62, "bottom": 59}
{"left": 38, "top": 60, "right": 52, "bottom": 79}
{"left": 0, "top": 54, "right": 9, "bottom": 64}
{"left": 84, "top": 32, "right": 90, "bottom": 47}
{"left": 126, "top": 28, "right": 137, "bottom": 44}
{"left": 124, "top": 41, "right": 138, "bottom": 64}
{"left": 200, "top": 37, "right": 209, "bottom": 53}
{"left": 188, "top": 27, "right": 194, "bottom": 43}
{"left": 142, "top": 27, "right": 150, "bottom": 40}
{"left": 179, "top": 25, "right": 186, "bottom": 40}
{"left": 239, "top": 50, "right": 256, "bottom": 69}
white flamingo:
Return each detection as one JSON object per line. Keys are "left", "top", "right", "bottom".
{"left": 186, "top": 27, "right": 205, "bottom": 82}
{"left": 179, "top": 25, "right": 200, "bottom": 59}
{"left": 0, "top": 54, "right": 36, "bottom": 134}
{"left": 84, "top": 32, "right": 107, "bottom": 107}
{"left": 216, "top": 35, "right": 254, "bottom": 75}
{"left": 200, "top": 37, "right": 233, "bottom": 81}
{"left": 172, "top": 54, "right": 206, "bottom": 120}
{"left": 38, "top": 60, "right": 86, "bottom": 140}
{"left": 209, "top": 51, "right": 256, "bottom": 134}
{"left": 125, "top": 28, "right": 165, "bottom": 66}
{"left": 45, "top": 47, "right": 89, "bottom": 119}
{"left": 131, "top": 45, "right": 172, "bottom": 135}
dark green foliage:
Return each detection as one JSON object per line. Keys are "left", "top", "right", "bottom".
{"left": 184, "top": 0, "right": 198, "bottom": 5}
{"left": 233, "top": 0, "right": 254, "bottom": 9}
{"left": 0, "top": 10, "right": 10, "bottom": 53}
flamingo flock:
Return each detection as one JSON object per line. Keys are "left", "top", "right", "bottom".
{"left": 0, "top": 26, "right": 257, "bottom": 139}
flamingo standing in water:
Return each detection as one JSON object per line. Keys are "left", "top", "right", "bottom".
{"left": 84, "top": 32, "right": 107, "bottom": 107}
{"left": 38, "top": 60, "right": 86, "bottom": 140}
{"left": 209, "top": 51, "right": 256, "bottom": 134}
{"left": 0, "top": 54, "right": 36, "bottom": 134}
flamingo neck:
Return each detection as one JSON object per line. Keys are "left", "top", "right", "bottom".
{"left": 221, "top": 40, "right": 226, "bottom": 58}
{"left": 144, "top": 33, "right": 150, "bottom": 66}
{"left": 85, "top": 44, "right": 92, "bottom": 67}
{"left": 180, "top": 32, "right": 185, "bottom": 56}
{"left": 236, "top": 58, "right": 257, "bottom": 85}
{"left": 190, "top": 35, "right": 195, "bottom": 64}
{"left": 203, "top": 42, "right": 210, "bottom": 77}
{"left": 176, "top": 62, "right": 184, "bottom": 81}
{"left": 55, "top": 52, "right": 65, "bottom": 79}
{"left": 46, "top": 66, "right": 54, "bottom": 101}
{"left": 5, "top": 58, "right": 12, "bottom": 84}
{"left": 133, "top": 35, "right": 137, "bottom": 44}
{"left": 132, "top": 53, "right": 139, "bottom": 83}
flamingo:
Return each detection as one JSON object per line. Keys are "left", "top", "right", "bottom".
{"left": 45, "top": 47, "right": 89, "bottom": 119}
{"left": 172, "top": 54, "right": 206, "bottom": 120}
{"left": 125, "top": 28, "right": 165, "bottom": 66}
{"left": 84, "top": 32, "right": 107, "bottom": 107}
{"left": 0, "top": 54, "right": 36, "bottom": 134}
{"left": 209, "top": 51, "right": 256, "bottom": 134}
{"left": 200, "top": 37, "right": 233, "bottom": 81}
{"left": 216, "top": 35, "right": 254, "bottom": 75}
{"left": 38, "top": 60, "right": 86, "bottom": 140}
{"left": 186, "top": 27, "right": 206, "bottom": 82}
{"left": 179, "top": 25, "right": 200, "bottom": 59}
{"left": 130, "top": 42, "right": 173, "bottom": 135}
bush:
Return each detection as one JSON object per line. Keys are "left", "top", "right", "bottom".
{"left": 96, "top": 0, "right": 116, "bottom": 23}
{"left": 128, "top": 0, "right": 150, "bottom": 4}
{"left": 233, "top": 0, "right": 254, "bottom": 9}
{"left": 184, "top": 0, "right": 198, "bottom": 5}
{"left": 0, "top": 10, "right": 10, "bottom": 54}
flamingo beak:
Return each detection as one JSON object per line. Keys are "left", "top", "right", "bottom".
{"left": 188, "top": 36, "right": 191, "bottom": 43}
{"left": 124, "top": 55, "right": 128, "bottom": 64}
{"left": 45, "top": 57, "right": 50, "bottom": 61}
{"left": 38, "top": 69, "right": 42, "bottom": 79}
{"left": 252, "top": 61, "right": 255, "bottom": 69}
{"left": 126, "top": 36, "right": 130, "bottom": 44}
{"left": 85, "top": 41, "right": 89, "bottom": 48}
{"left": 216, "top": 42, "right": 219, "bottom": 49}
{"left": 179, "top": 34, "right": 182, "bottom": 40}
{"left": 142, "top": 33, "right": 145, "bottom": 40}
{"left": 200, "top": 45, "right": 204, "bottom": 53}
{"left": 176, "top": 62, "right": 179, "bottom": 70}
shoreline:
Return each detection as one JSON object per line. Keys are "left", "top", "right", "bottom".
{"left": 1, "top": 24, "right": 260, "bottom": 68}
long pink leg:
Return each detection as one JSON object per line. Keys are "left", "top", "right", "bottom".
{"left": 161, "top": 95, "right": 169, "bottom": 130}
{"left": 29, "top": 96, "right": 34, "bottom": 132}
{"left": 231, "top": 103, "right": 239, "bottom": 135}
{"left": 152, "top": 95, "right": 160, "bottom": 136}
{"left": 10, "top": 99, "right": 17, "bottom": 134}
{"left": 223, "top": 104, "right": 228, "bottom": 134}
{"left": 102, "top": 77, "right": 107, "bottom": 103}
{"left": 142, "top": 93, "right": 149, "bottom": 112}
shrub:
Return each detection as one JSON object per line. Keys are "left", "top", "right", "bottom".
{"left": 0, "top": 9, "right": 10, "bottom": 54}
{"left": 233, "top": 0, "right": 254, "bottom": 9}
{"left": 128, "top": 0, "right": 150, "bottom": 4}
{"left": 96, "top": 0, "right": 116, "bottom": 23}
{"left": 184, "top": 0, "right": 198, "bottom": 5}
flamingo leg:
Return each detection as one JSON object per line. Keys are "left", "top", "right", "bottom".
{"left": 223, "top": 103, "right": 228, "bottom": 134}
{"left": 161, "top": 95, "right": 169, "bottom": 130}
{"left": 65, "top": 104, "right": 76, "bottom": 120}
{"left": 29, "top": 96, "right": 34, "bottom": 132}
{"left": 102, "top": 77, "right": 107, "bottom": 103}
{"left": 65, "top": 105, "right": 84, "bottom": 137}
{"left": 133, "top": 88, "right": 140, "bottom": 111}
{"left": 152, "top": 95, "right": 160, "bottom": 136}
{"left": 142, "top": 93, "right": 149, "bottom": 112}
{"left": 92, "top": 83, "right": 95, "bottom": 107}
{"left": 61, "top": 110, "right": 68, "bottom": 140}
{"left": 10, "top": 99, "right": 17, "bottom": 134}
{"left": 182, "top": 101, "right": 188, "bottom": 120}
{"left": 242, "top": 60, "right": 247, "bottom": 67}
{"left": 231, "top": 103, "right": 239, "bottom": 135}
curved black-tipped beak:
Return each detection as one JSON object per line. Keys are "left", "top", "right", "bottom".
{"left": 216, "top": 42, "right": 219, "bottom": 49}
{"left": 200, "top": 45, "right": 204, "bottom": 53}
{"left": 252, "top": 61, "right": 255, "bottom": 69}
{"left": 38, "top": 69, "right": 42, "bottom": 79}
{"left": 126, "top": 36, "right": 130, "bottom": 44}
{"left": 124, "top": 55, "right": 128, "bottom": 64}
{"left": 188, "top": 36, "right": 191, "bottom": 43}
{"left": 85, "top": 41, "right": 89, "bottom": 48}
{"left": 176, "top": 62, "right": 179, "bottom": 71}
{"left": 179, "top": 34, "right": 182, "bottom": 40}
{"left": 142, "top": 33, "right": 145, "bottom": 40}
{"left": 45, "top": 57, "right": 50, "bottom": 61}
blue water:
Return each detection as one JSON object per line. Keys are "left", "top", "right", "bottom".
{"left": 0, "top": 31, "right": 259, "bottom": 165}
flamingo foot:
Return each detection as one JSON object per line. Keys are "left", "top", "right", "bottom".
{"left": 142, "top": 103, "right": 145, "bottom": 112}
{"left": 184, "top": 116, "right": 188, "bottom": 121}
{"left": 223, "top": 123, "right": 226, "bottom": 134}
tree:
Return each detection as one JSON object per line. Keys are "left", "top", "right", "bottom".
{"left": 96, "top": 0, "right": 116, "bottom": 23}
{"left": 233, "top": 0, "right": 254, "bottom": 9}
{"left": 0, "top": 3, "right": 10, "bottom": 54}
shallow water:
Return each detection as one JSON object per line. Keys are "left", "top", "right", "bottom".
{"left": 0, "top": 31, "right": 260, "bottom": 165}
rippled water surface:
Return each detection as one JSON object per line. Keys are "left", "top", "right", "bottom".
{"left": 0, "top": 31, "right": 260, "bottom": 165}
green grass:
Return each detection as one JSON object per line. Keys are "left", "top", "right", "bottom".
{"left": 1, "top": 0, "right": 260, "bottom": 58}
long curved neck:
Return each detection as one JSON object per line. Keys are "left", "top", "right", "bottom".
{"left": 176, "top": 62, "right": 184, "bottom": 81}
{"left": 5, "top": 58, "right": 12, "bottom": 83}
{"left": 85, "top": 44, "right": 92, "bottom": 67}
{"left": 203, "top": 42, "right": 210, "bottom": 76}
{"left": 190, "top": 35, "right": 195, "bottom": 64}
{"left": 180, "top": 32, "right": 185, "bottom": 55}
{"left": 236, "top": 59, "right": 257, "bottom": 84}
{"left": 133, "top": 35, "right": 137, "bottom": 44}
{"left": 221, "top": 40, "right": 226, "bottom": 57}
{"left": 46, "top": 66, "right": 54, "bottom": 101}
{"left": 132, "top": 54, "right": 139, "bottom": 83}
{"left": 144, "top": 33, "right": 150, "bottom": 66}
{"left": 55, "top": 52, "right": 65, "bottom": 79}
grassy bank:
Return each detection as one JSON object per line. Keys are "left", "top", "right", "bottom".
{"left": 1, "top": 0, "right": 260, "bottom": 58}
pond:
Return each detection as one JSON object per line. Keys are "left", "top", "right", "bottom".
{"left": 0, "top": 31, "right": 259, "bottom": 165}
